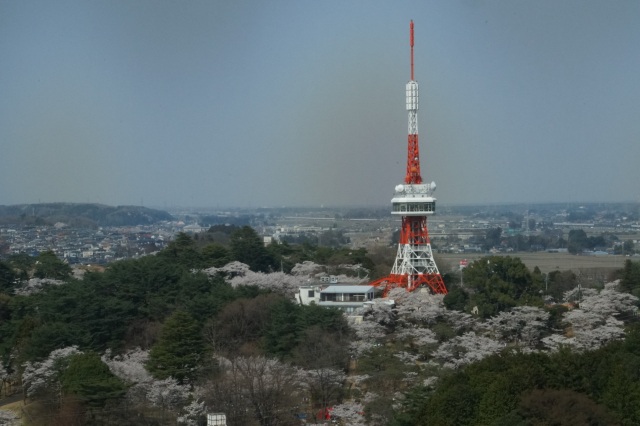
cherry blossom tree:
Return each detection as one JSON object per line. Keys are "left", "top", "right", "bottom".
{"left": 228, "top": 270, "right": 305, "bottom": 297}
{"left": 578, "top": 281, "right": 638, "bottom": 317}
{"left": 102, "top": 348, "right": 191, "bottom": 413}
{"left": 145, "top": 378, "right": 191, "bottom": 414}
{"left": 176, "top": 399, "right": 206, "bottom": 426}
{"left": 101, "top": 348, "right": 151, "bottom": 385}
{"left": 563, "top": 287, "right": 598, "bottom": 303}
{"left": 391, "top": 289, "right": 447, "bottom": 326}
{"left": 290, "top": 261, "right": 324, "bottom": 277}
{"left": 203, "top": 260, "right": 365, "bottom": 298}
{"left": 0, "top": 409, "right": 19, "bottom": 426}
{"left": 484, "top": 306, "right": 550, "bottom": 347}
{"left": 349, "top": 339, "right": 378, "bottom": 359}
{"left": 394, "top": 326, "right": 438, "bottom": 347}
{"left": 542, "top": 309, "right": 626, "bottom": 352}
{"left": 202, "top": 261, "right": 251, "bottom": 278}
{"left": 359, "top": 301, "right": 396, "bottom": 327}
{"left": 431, "top": 332, "right": 504, "bottom": 369}
{"left": 389, "top": 287, "right": 479, "bottom": 347}
{"left": 542, "top": 282, "right": 638, "bottom": 352}
{"left": 542, "top": 316, "right": 626, "bottom": 352}
{"left": 13, "top": 277, "right": 65, "bottom": 296}
{"left": 442, "top": 309, "right": 478, "bottom": 333}
{"left": 346, "top": 374, "right": 371, "bottom": 388}
{"left": 394, "top": 351, "right": 421, "bottom": 364}
{"left": 350, "top": 320, "right": 386, "bottom": 350}
{"left": 0, "top": 363, "right": 8, "bottom": 398}
{"left": 22, "top": 346, "right": 82, "bottom": 399}
{"left": 331, "top": 401, "right": 366, "bottom": 426}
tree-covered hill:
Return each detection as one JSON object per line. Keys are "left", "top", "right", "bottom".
{"left": 3, "top": 229, "right": 640, "bottom": 425}
{"left": 0, "top": 203, "right": 173, "bottom": 227}
{"left": 0, "top": 228, "right": 362, "bottom": 425}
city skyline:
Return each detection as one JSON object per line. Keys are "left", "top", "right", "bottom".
{"left": 1, "top": 1, "right": 639, "bottom": 208}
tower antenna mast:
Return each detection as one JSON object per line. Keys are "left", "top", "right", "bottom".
{"left": 410, "top": 20, "right": 415, "bottom": 81}
{"left": 370, "top": 21, "right": 447, "bottom": 296}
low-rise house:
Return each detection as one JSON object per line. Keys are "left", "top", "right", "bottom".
{"left": 319, "top": 285, "right": 375, "bottom": 313}
{"left": 296, "top": 284, "right": 375, "bottom": 313}
{"left": 297, "top": 284, "right": 323, "bottom": 306}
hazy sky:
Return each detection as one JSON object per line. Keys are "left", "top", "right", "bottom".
{"left": 1, "top": 1, "right": 639, "bottom": 208}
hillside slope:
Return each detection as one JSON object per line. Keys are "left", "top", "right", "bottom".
{"left": 0, "top": 203, "right": 173, "bottom": 227}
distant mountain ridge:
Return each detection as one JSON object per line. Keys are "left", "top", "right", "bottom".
{"left": 0, "top": 203, "right": 174, "bottom": 227}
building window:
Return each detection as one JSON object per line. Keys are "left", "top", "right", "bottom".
{"left": 308, "top": 290, "right": 314, "bottom": 298}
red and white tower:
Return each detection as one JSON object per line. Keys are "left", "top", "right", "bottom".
{"left": 371, "top": 21, "right": 447, "bottom": 295}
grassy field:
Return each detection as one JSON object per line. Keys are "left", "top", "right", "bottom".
{"left": 438, "top": 252, "right": 632, "bottom": 275}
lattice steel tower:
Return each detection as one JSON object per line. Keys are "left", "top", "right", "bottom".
{"left": 371, "top": 21, "right": 447, "bottom": 295}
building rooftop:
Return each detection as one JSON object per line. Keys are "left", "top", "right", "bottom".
{"left": 321, "top": 285, "right": 374, "bottom": 294}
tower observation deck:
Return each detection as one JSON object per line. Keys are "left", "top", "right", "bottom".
{"left": 370, "top": 21, "right": 447, "bottom": 296}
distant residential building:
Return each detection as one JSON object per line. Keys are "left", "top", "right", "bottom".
{"left": 183, "top": 223, "right": 206, "bottom": 233}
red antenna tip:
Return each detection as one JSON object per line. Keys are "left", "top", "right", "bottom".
{"left": 410, "top": 20, "right": 414, "bottom": 47}
{"left": 410, "top": 20, "right": 415, "bottom": 81}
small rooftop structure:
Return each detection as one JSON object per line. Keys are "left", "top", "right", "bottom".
{"left": 207, "top": 413, "right": 226, "bottom": 426}
{"left": 320, "top": 275, "right": 339, "bottom": 284}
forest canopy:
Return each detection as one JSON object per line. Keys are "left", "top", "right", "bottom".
{"left": 1, "top": 228, "right": 640, "bottom": 425}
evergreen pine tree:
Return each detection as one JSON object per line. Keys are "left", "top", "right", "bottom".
{"left": 147, "top": 310, "right": 205, "bottom": 383}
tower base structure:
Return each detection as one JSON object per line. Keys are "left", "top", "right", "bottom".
{"left": 371, "top": 215, "right": 447, "bottom": 296}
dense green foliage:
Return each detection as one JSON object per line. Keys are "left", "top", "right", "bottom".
{"left": 147, "top": 310, "right": 206, "bottom": 383}
{"left": 0, "top": 229, "right": 353, "bottom": 370}
{"left": 567, "top": 229, "right": 608, "bottom": 254}
{"left": 621, "top": 259, "right": 640, "bottom": 298}
{"left": 61, "top": 352, "right": 127, "bottom": 407}
{"left": 263, "top": 299, "right": 350, "bottom": 359}
{"left": 395, "top": 326, "right": 640, "bottom": 425}
{"left": 33, "top": 250, "right": 73, "bottom": 280}
{"left": 0, "top": 260, "right": 16, "bottom": 293}
{"left": 545, "top": 269, "right": 579, "bottom": 302}
{"left": 229, "top": 226, "right": 277, "bottom": 272}
{"left": 7, "top": 252, "right": 34, "bottom": 281}
{"left": 444, "top": 256, "right": 544, "bottom": 317}
{"left": 469, "top": 224, "right": 629, "bottom": 254}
